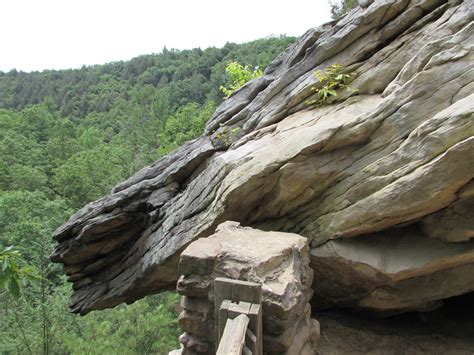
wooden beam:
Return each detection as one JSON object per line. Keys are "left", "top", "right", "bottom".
{"left": 245, "top": 328, "right": 257, "bottom": 353}
{"left": 214, "top": 278, "right": 261, "bottom": 348}
{"left": 248, "top": 304, "right": 262, "bottom": 355}
{"left": 216, "top": 314, "right": 249, "bottom": 355}
{"left": 218, "top": 299, "right": 231, "bottom": 342}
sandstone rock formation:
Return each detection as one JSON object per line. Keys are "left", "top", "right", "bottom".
{"left": 52, "top": 0, "right": 474, "bottom": 316}
{"left": 176, "top": 222, "right": 319, "bottom": 354}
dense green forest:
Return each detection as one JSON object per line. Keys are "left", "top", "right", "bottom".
{"left": 0, "top": 36, "right": 295, "bottom": 354}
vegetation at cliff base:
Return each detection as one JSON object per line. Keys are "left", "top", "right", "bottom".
{"left": 0, "top": 36, "right": 294, "bottom": 354}
{"left": 0, "top": 246, "right": 39, "bottom": 299}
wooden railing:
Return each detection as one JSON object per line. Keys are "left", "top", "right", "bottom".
{"left": 217, "top": 314, "right": 250, "bottom": 354}
{"left": 214, "top": 278, "right": 263, "bottom": 355}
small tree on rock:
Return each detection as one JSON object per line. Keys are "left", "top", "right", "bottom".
{"left": 220, "top": 62, "right": 263, "bottom": 99}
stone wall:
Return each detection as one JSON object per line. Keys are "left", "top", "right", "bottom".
{"left": 174, "top": 221, "right": 319, "bottom": 354}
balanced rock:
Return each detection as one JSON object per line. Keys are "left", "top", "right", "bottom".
{"left": 52, "top": 0, "right": 474, "bottom": 316}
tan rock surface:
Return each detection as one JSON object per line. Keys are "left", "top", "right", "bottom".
{"left": 311, "top": 226, "right": 474, "bottom": 312}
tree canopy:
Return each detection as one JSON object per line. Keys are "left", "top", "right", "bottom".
{"left": 0, "top": 36, "right": 295, "bottom": 354}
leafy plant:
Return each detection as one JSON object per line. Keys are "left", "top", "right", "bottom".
{"left": 215, "top": 125, "right": 241, "bottom": 146}
{"left": 220, "top": 62, "right": 263, "bottom": 98}
{"left": 306, "top": 64, "right": 357, "bottom": 106}
{"left": 0, "top": 246, "right": 39, "bottom": 299}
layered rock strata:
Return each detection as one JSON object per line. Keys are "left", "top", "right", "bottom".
{"left": 52, "top": 0, "right": 474, "bottom": 315}
{"left": 311, "top": 225, "right": 474, "bottom": 313}
{"left": 176, "top": 222, "right": 319, "bottom": 354}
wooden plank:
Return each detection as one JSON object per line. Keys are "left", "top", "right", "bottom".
{"left": 245, "top": 328, "right": 257, "bottom": 353}
{"left": 214, "top": 278, "right": 261, "bottom": 348}
{"left": 218, "top": 300, "right": 251, "bottom": 346}
{"left": 231, "top": 281, "right": 261, "bottom": 305}
{"left": 248, "top": 304, "right": 262, "bottom": 355}
{"left": 215, "top": 278, "right": 261, "bottom": 305}
{"left": 243, "top": 345, "right": 252, "bottom": 355}
{"left": 227, "top": 301, "right": 251, "bottom": 319}
{"left": 214, "top": 278, "right": 233, "bottom": 346}
{"left": 216, "top": 314, "right": 249, "bottom": 355}
{"left": 218, "top": 299, "right": 232, "bottom": 342}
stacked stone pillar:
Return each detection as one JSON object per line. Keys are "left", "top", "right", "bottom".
{"left": 173, "top": 221, "right": 319, "bottom": 354}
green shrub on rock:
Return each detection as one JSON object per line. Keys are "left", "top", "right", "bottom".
{"left": 306, "top": 64, "right": 357, "bottom": 107}
{"left": 220, "top": 62, "right": 263, "bottom": 98}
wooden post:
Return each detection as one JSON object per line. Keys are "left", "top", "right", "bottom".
{"left": 247, "top": 303, "right": 263, "bottom": 355}
{"left": 214, "top": 278, "right": 262, "bottom": 355}
{"left": 214, "top": 278, "right": 261, "bottom": 312}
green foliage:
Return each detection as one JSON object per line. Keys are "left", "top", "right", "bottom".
{"left": 0, "top": 191, "right": 72, "bottom": 259}
{"left": 0, "top": 37, "right": 295, "bottom": 115}
{"left": 220, "top": 62, "right": 263, "bottom": 98}
{"left": 215, "top": 125, "right": 241, "bottom": 146}
{"left": 52, "top": 145, "right": 127, "bottom": 208}
{"left": 329, "top": 0, "right": 358, "bottom": 18}
{"left": 59, "top": 292, "right": 181, "bottom": 354}
{"left": 306, "top": 64, "right": 357, "bottom": 106}
{"left": 0, "top": 246, "right": 39, "bottom": 299}
{"left": 0, "top": 37, "right": 295, "bottom": 354}
{"left": 157, "top": 100, "right": 216, "bottom": 155}
{"left": 0, "top": 280, "right": 180, "bottom": 354}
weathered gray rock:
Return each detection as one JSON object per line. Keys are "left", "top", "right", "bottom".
{"left": 420, "top": 180, "right": 474, "bottom": 242}
{"left": 52, "top": 0, "right": 474, "bottom": 315}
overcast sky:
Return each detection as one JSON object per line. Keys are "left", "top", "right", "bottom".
{"left": 1, "top": 0, "right": 332, "bottom": 72}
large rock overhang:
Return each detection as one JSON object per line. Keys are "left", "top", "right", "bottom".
{"left": 52, "top": 0, "right": 474, "bottom": 315}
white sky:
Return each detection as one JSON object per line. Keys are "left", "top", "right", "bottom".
{"left": 0, "top": 0, "right": 332, "bottom": 72}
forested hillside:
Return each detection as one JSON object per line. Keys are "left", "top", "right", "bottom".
{"left": 0, "top": 36, "right": 295, "bottom": 354}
